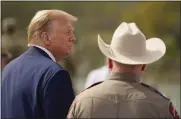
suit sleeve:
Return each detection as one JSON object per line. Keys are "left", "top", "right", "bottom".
{"left": 42, "top": 70, "right": 75, "bottom": 119}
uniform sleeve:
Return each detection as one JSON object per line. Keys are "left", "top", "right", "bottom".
{"left": 43, "top": 70, "right": 75, "bottom": 119}
{"left": 168, "top": 102, "right": 180, "bottom": 119}
{"left": 67, "top": 100, "right": 76, "bottom": 119}
{"left": 67, "top": 97, "right": 93, "bottom": 119}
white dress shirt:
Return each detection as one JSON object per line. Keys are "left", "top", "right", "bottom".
{"left": 27, "top": 44, "right": 56, "bottom": 62}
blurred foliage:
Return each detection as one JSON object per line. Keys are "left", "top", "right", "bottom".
{"left": 1, "top": 1, "right": 180, "bottom": 81}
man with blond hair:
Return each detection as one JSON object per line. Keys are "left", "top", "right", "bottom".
{"left": 2, "top": 9, "right": 77, "bottom": 119}
{"left": 67, "top": 22, "right": 180, "bottom": 118}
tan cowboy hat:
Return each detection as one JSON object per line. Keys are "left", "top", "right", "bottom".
{"left": 98, "top": 22, "right": 166, "bottom": 65}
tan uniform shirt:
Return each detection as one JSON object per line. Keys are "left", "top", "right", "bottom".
{"left": 68, "top": 72, "right": 179, "bottom": 118}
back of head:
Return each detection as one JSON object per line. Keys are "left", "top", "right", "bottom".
{"left": 27, "top": 9, "right": 77, "bottom": 44}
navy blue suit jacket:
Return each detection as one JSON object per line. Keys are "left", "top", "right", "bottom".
{"left": 2, "top": 46, "right": 75, "bottom": 119}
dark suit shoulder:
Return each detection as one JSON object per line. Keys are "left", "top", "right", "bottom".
{"left": 37, "top": 57, "right": 64, "bottom": 72}
{"left": 1, "top": 47, "right": 72, "bottom": 119}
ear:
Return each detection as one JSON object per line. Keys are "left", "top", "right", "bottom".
{"left": 41, "top": 32, "right": 51, "bottom": 46}
{"left": 141, "top": 64, "right": 146, "bottom": 71}
{"left": 108, "top": 58, "right": 113, "bottom": 71}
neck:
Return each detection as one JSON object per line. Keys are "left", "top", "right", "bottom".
{"left": 29, "top": 42, "right": 66, "bottom": 62}
{"left": 45, "top": 47, "right": 65, "bottom": 62}
{"left": 29, "top": 43, "right": 58, "bottom": 62}
{"left": 111, "top": 67, "right": 141, "bottom": 75}
{"left": 54, "top": 55, "right": 64, "bottom": 62}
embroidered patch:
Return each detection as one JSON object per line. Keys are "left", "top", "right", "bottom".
{"left": 169, "top": 102, "right": 180, "bottom": 119}
{"left": 127, "top": 92, "right": 146, "bottom": 100}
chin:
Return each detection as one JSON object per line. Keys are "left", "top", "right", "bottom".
{"left": 63, "top": 51, "right": 72, "bottom": 58}
{"left": 68, "top": 51, "right": 73, "bottom": 56}
{"left": 68, "top": 49, "right": 73, "bottom": 54}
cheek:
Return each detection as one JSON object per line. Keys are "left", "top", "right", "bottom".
{"left": 55, "top": 39, "right": 67, "bottom": 50}
{"left": 59, "top": 36, "right": 70, "bottom": 46}
{"left": 51, "top": 34, "right": 70, "bottom": 51}
{"left": 52, "top": 34, "right": 63, "bottom": 45}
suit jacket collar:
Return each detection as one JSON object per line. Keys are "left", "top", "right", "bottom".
{"left": 27, "top": 44, "right": 56, "bottom": 62}
{"left": 108, "top": 72, "right": 140, "bottom": 83}
{"left": 27, "top": 46, "right": 53, "bottom": 61}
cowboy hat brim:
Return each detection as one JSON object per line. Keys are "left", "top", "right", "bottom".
{"left": 98, "top": 34, "right": 166, "bottom": 65}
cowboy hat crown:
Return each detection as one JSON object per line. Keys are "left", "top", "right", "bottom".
{"left": 98, "top": 22, "right": 166, "bottom": 65}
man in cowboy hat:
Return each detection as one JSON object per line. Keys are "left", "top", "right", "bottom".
{"left": 67, "top": 22, "right": 180, "bottom": 118}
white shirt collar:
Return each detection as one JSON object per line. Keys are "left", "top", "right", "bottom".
{"left": 27, "top": 44, "right": 56, "bottom": 62}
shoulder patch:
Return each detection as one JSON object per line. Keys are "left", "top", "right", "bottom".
{"left": 169, "top": 102, "right": 180, "bottom": 119}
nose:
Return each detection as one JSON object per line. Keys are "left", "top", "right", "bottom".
{"left": 72, "top": 34, "right": 76, "bottom": 41}
{"left": 70, "top": 34, "right": 76, "bottom": 42}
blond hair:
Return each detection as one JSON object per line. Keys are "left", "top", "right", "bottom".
{"left": 27, "top": 9, "right": 77, "bottom": 43}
